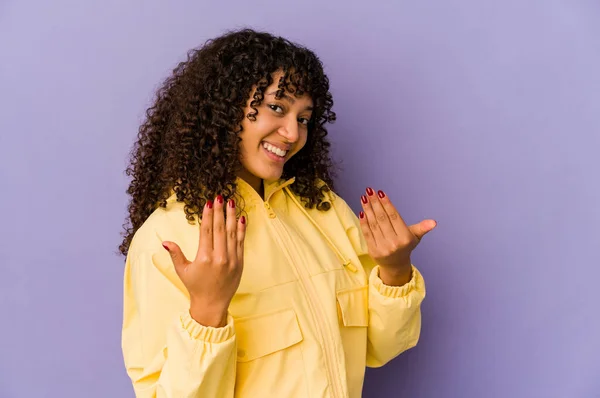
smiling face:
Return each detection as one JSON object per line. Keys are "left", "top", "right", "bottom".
{"left": 237, "top": 71, "right": 314, "bottom": 193}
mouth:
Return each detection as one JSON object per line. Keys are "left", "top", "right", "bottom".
{"left": 261, "top": 141, "right": 288, "bottom": 162}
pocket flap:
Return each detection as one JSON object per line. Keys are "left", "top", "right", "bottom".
{"left": 236, "top": 308, "right": 303, "bottom": 362}
{"left": 336, "top": 285, "right": 369, "bottom": 327}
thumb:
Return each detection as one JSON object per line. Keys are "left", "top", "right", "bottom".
{"left": 409, "top": 219, "right": 437, "bottom": 241}
{"left": 162, "top": 241, "right": 188, "bottom": 270}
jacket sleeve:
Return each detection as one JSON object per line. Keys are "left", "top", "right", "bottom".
{"left": 363, "top": 255, "right": 425, "bottom": 367}
{"left": 333, "top": 194, "right": 426, "bottom": 368}
{"left": 122, "top": 248, "right": 237, "bottom": 397}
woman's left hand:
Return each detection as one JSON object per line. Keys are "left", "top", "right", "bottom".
{"left": 359, "top": 187, "right": 437, "bottom": 285}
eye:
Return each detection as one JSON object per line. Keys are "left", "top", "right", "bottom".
{"left": 298, "top": 117, "right": 310, "bottom": 126}
{"left": 268, "top": 104, "right": 284, "bottom": 113}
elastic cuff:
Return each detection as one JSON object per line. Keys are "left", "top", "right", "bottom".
{"left": 370, "top": 265, "right": 424, "bottom": 298}
{"left": 180, "top": 312, "right": 235, "bottom": 343}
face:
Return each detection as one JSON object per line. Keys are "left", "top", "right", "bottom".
{"left": 237, "top": 71, "right": 314, "bottom": 191}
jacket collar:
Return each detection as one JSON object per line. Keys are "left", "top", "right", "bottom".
{"left": 235, "top": 176, "right": 296, "bottom": 204}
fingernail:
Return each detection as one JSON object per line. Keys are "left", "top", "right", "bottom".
{"left": 162, "top": 243, "right": 169, "bottom": 251}
{"left": 206, "top": 200, "right": 213, "bottom": 209}
{"left": 228, "top": 199, "right": 235, "bottom": 208}
{"left": 359, "top": 211, "right": 365, "bottom": 219}
{"left": 217, "top": 195, "right": 223, "bottom": 204}
{"left": 241, "top": 216, "right": 246, "bottom": 224}
{"left": 366, "top": 187, "right": 374, "bottom": 196}
{"left": 377, "top": 190, "right": 386, "bottom": 199}
{"left": 361, "top": 195, "right": 368, "bottom": 204}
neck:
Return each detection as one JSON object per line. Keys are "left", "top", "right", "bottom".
{"left": 237, "top": 170, "right": 264, "bottom": 198}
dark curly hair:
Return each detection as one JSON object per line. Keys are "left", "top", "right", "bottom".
{"left": 119, "top": 28, "right": 338, "bottom": 256}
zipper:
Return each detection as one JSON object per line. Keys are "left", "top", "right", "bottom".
{"left": 283, "top": 187, "right": 357, "bottom": 273}
{"left": 263, "top": 201, "right": 346, "bottom": 397}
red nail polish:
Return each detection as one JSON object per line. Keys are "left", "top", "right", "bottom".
{"left": 366, "top": 187, "right": 374, "bottom": 196}
{"left": 241, "top": 216, "right": 246, "bottom": 224}
{"left": 206, "top": 200, "right": 213, "bottom": 209}
{"left": 229, "top": 199, "right": 235, "bottom": 208}
{"left": 377, "top": 190, "right": 386, "bottom": 199}
{"left": 162, "top": 244, "right": 169, "bottom": 251}
{"left": 217, "top": 195, "right": 223, "bottom": 204}
{"left": 359, "top": 211, "right": 365, "bottom": 219}
{"left": 361, "top": 195, "right": 368, "bottom": 204}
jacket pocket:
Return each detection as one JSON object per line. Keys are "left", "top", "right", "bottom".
{"left": 235, "top": 308, "right": 303, "bottom": 362}
{"left": 336, "top": 285, "right": 369, "bottom": 327}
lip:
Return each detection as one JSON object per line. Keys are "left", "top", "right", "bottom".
{"left": 262, "top": 141, "right": 291, "bottom": 151}
{"left": 261, "top": 145, "right": 286, "bottom": 163}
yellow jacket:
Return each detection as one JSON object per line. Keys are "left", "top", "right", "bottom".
{"left": 122, "top": 177, "right": 426, "bottom": 397}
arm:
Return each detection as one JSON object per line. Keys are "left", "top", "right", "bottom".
{"left": 332, "top": 190, "right": 429, "bottom": 367}
{"left": 362, "top": 253, "right": 426, "bottom": 367}
{"left": 122, "top": 250, "right": 237, "bottom": 397}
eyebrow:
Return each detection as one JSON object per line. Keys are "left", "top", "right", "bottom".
{"left": 267, "top": 91, "right": 313, "bottom": 111}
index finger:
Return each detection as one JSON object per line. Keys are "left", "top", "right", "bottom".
{"left": 376, "top": 190, "right": 409, "bottom": 234}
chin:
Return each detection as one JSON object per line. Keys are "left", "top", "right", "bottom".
{"left": 263, "top": 171, "right": 284, "bottom": 181}
{"left": 244, "top": 157, "right": 288, "bottom": 182}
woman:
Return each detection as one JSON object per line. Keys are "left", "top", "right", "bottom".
{"left": 120, "top": 28, "right": 436, "bottom": 398}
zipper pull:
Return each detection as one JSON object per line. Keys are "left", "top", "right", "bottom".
{"left": 343, "top": 260, "right": 358, "bottom": 273}
{"left": 264, "top": 202, "right": 277, "bottom": 219}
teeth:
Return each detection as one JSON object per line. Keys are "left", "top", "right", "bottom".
{"left": 263, "top": 142, "right": 287, "bottom": 157}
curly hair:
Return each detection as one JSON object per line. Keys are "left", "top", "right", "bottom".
{"left": 119, "top": 28, "right": 338, "bottom": 256}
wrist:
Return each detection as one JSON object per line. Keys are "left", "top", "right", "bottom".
{"left": 189, "top": 298, "right": 229, "bottom": 328}
{"left": 379, "top": 262, "right": 412, "bottom": 286}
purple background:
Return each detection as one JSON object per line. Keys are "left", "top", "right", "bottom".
{"left": 1, "top": 1, "right": 599, "bottom": 397}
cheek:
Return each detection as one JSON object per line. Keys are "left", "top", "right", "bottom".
{"left": 238, "top": 119, "right": 260, "bottom": 151}
{"left": 240, "top": 112, "right": 273, "bottom": 140}
{"left": 300, "top": 129, "right": 309, "bottom": 146}
{"left": 292, "top": 131, "right": 309, "bottom": 155}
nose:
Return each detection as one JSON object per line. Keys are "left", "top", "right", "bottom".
{"left": 277, "top": 116, "right": 299, "bottom": 143}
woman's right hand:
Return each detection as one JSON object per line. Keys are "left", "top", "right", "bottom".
{"left": 162, "top": 195, "right": 247, "bottom": 328}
